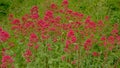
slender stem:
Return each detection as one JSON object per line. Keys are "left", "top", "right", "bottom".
{"left": 77, "top": 45, "right": 81, "bottom": 68}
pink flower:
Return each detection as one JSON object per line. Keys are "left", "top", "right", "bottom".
{"left": 111, "top": 29, "right": 118, "bottom": 35}
{"left": 31, "top": 6, "right": 38, "bottom": 14}
{"left": 48, "top": 47, "right": 52, "bottom": 51}
{"left": 30, "top": 33, "right": 38, "bottom": 43}
{"left": 34, "top": 44, "right": 39, "bottom": 50}
{"left": 74, "top": 45, "right": 79, "bottom": 51}
{"left": 71, "top": 60, "right": 76, "bottom": 65}
{"left": 65, "top": 40, "right": 71, "bottom": 48}
{"left": 45, "top": 10, "right": 53, "bottom": 19}
{"left": 104, "top": 41, "right": 107, "bottom": 46}
{"left": 116, "top": 36, "right": 120, "bottom": 44}
{"left": 24, "top": 21, "right": 34, "bottom": 28}
{"left": 31, "top": 13, "right": 39, "bottom": 19}
{"left": 24, "top": 49, "right": 32, "bottom": 57}
{"left": 71, "top": 36, "right": 77, "bottom": 43}
{"left": 86, "top": 21, "right": 96, "bottom": 29}
{"left": 2, "top": 55, "right": 14, "bottom": 63}
{"left": 108, "top": 36, "right": 115, "bottom": 45}
{"left": 105, "top": 16, "right": 109, "bottom": 21}
{"left": 117, "top": 36, "right": 120, "bottom": 41}
{"left": 62, "top": 0, "right": 69, "bottom": 7}
{"left": 8, "top": 14, "right": 14, "bottom": 21}
{"left": 53, "top": 38, "right": 58, "bottom": 42}
{"left": 66, "top": 9, "right": 73, "bottom": 14}
{"left": 0, "top": 30, "right": 10, "bottom": 42}
{"left": 50, "top": 3, "right": 57, "bottom": 9}
{"left": 11, "top": 19, "right": 20, "bottom": 25}
{"left": 27, "top": 42, "right": 33, "bottom": 47}
{"left": 67, "top": 29, "right": 75, "bottom": 37}
{"left": 101, "top": 36, "right": 106, "bottom": 41}
{"left": 26, "top": 58, "right": 31, "bottom": 62}
{"left": 85, "top": 16, "right": 91, "bottom": 23}
{"left": 22, "top": 14, "right": 30, "bottom": 22}
{"left": 84, "top": 39, "right": 92, "bottom": 50}
{"left": 11, "top": 25, "right": 20, "bottom": 30}
{"left": 98, "top": 20, "right": 104, "bottom": 26}
{"left": 92, "top": 52, "right": 99, "bottom": 57}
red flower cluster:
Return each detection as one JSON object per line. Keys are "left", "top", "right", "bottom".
{"left": 1, "top": 55, "right": 14, "bottom": 68}
{"left": 30, "top": 6, "right": 39, "bottom": 19}
{"left": 30, "top": 33, "right": 38, "bottom": 43}
{"left": 23, "top": 49, "right": 32, "bottom": 62}
{"left": 92, "top": 52, "right": 99, "bottom": 57}
{"left": 1, "top": 0, "right": 120, "bottom": 67}
{"left": 0, "top": 27, "right": 10, "bottom": 42}
{"left": 84, "top": 39, "right": 92, "bottom": 50}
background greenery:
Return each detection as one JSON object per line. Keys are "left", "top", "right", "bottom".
{"left": 0, "top": 0, "right": 120, "bottom": 25}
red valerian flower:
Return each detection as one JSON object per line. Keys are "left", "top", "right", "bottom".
{"left": 31, "top": 6, "right": 38, "bottom": 14}
{"left": 48, "top": 47, "right": 52, "bottom": 51}
{"left": 67, "top": 29, "right": 75, "bottom": 38}
{"left": 8, "top": 14, "right": 14, "bottom": 21}
{"left": 30, "top": 33, "right": 38, "bottom": 43}
{"left": 23, "top": 49, "right": 32, "bottom": 62}
{"left": 116, "top": 36, "right": 120, "bottom": 45}
{"left": 66, "top": 9, "right": 73, "bottom": 14}
{"left": 105, "top": 16, "right": 109, "bottom": 21}
{"left": 1, "top": 55, "right": 14, "bottom": 68}
{"left": 22, "top": 14, "right": 30, "bottom": 22}
{"left": 24, "top": 21, "right": 34, "bottom": 29}
{"left": 85, "top": 16, "right": 91, "bottom": 23}
{"left": 111, "top": 29, "right": 118, "bottom": 35}
{"left": 23, "top": 49, "right": 32, "bottom": 58}
{"left": 27, "top": 42, "right": 33, "bottom": 47}
{"left": 84, "top": 39, "right": 92, "bottom": 50}
{"left": 11, "top": 25, "right": 20, "bottom": 30}
{"left": 45, "top": 10, "right": 54, "bottom": 19}
{"left": 98, "top": 20, "right": 104, "bottom": 26}
{"left": 65, "top": 40, "right": 71, "bottom": 48}
{"left": 71, "top": 36, "right": 77, "bottom": 43}
{"left": 86, "top": 21, "right": 96, "bottom": 29}
{"left": 30, "top": 6, "right": 39, "bottom": 19}
{"left": 34, "top": 44, "right": 39, "bottom": 50}
{"left": 31, "top": 13, "right": 39, "bottom": 19}
{"left": 53, "top": 37, "right": 58, "bottom": 42}
{"left": 50, "top": 3, "right": 57, "bottom": 9}
{"left": 101, "top": 36, "right": 106, "bottom": 41}
{"left": 11, "top": 19, "right": 20, "bottom": 25}
{"left": 92, "top": 52, "right": 99, "bottom": 57}
{"left": 108, "top": 36, "right": 115, "bottom": 45}
{"left": 62, "top": 0, "right": 69, "bottom": 8}
{"left": 0, "top": 30, "right": 10, "bottom": 42}
{"left": 71, "top": 60, "right": 76, "bottom": 65}
{"left": 1, "top": 55, "right": 14, "bottom": 63}
{"left": 104, "top": 41, "right": 107, "bottom": 47}
{"left": 74, "top": 45, "right": 79, "bottom": 51}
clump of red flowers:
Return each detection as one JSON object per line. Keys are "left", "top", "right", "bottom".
{"left": 0, "top": 27, "right": 10, "bottom": 42}
{"left": 23, "top": 49, "right": 32, "bottom": 62}
{"left": 0, "top": 0, "right": 120, "bottom": 67}
{"left": 1, "top": 55, "right": 14, "bottom": 68}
